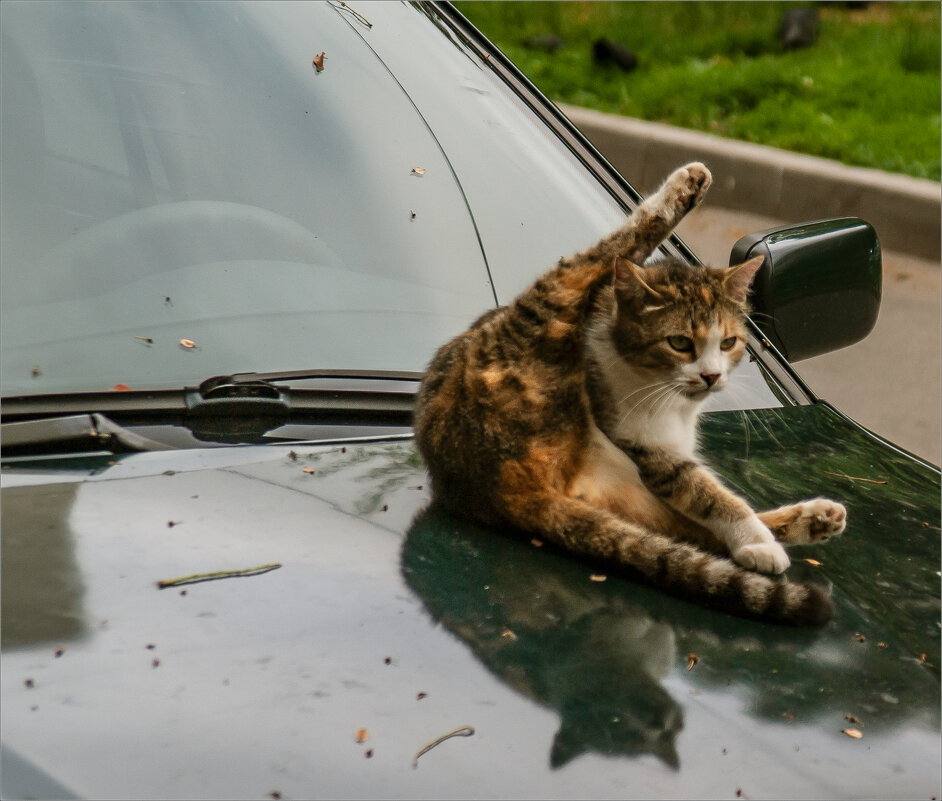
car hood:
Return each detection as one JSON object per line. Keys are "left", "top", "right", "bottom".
{"left": 1, "top": 403, "right": 939, "bottom": 799}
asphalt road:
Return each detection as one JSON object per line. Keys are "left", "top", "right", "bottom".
{"left": 674, "top": 206, "right": 941, "bottom": 466}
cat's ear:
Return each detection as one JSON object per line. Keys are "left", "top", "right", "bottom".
{"left": 723, "top": 255, "right": 764, "bottom": 303}
{"left": 614, "top": 257, "right": 662, "bottom": 303}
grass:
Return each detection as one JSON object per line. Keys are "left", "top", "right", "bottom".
{"left": 455, "top": 1, "right": 941, "bottom": 181}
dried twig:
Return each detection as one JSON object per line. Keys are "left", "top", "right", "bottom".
{"left": 156, "top": 563, "right": 281, "bottom": 589}
{"left": 823, "top": 471, "right": 887, "bottom": 485}
{"left": 412, "top": 726, "right": 474, "bottom": 768}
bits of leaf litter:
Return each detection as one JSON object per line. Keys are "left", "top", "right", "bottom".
{"left": 501, "top": 628, "right": 517, "bottom": 641}
{"left": 530, "top": 538, "right": 544, "bottom": 548}
{"left": 302, "top": 466, "right": 316, "bottom": 474}
{"left": 844, "top": 714, "right": 863, "bottom": 725}
{"left": 416, "top": 691, "right": 428, "bottom": 701}
{"left": 31, "top": 366, "right": 42, "bottom": 378}
{"left": 355, "top": 728, "right": 369, "bottom": 744}
{"left": 842, "top": 728, "right": 864, "bottom": 739}
{"left": 803, "top": 558, "right": 823, "bottom": 567}
{"left": 312, "top": 51, "right": 326, "bottom": 72}
{"left": 589, "top": 574, "right": 607, "bottom": 582}
{"left": 179, "top": 339, "right": 197, "bottom": 349}
{"left": 410, "top": 167, "right": 426, "bottom": 176}
{"left": 686, "top": 653, "right": 699, "bottom": 671}
{"left": 112, "top": 383, "right": 132, "bottom": 391}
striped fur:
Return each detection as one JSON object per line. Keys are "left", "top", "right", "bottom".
{"left": 414, "top": 163, "right": 843, "bottom": 625}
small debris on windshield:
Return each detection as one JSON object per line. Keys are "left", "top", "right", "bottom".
{"left": 312, "top": 51, "right": 327, "bottom": 72}
{"left": 782, "top": 712, "right": 795, "bottom": 721}
{"left": 302, "top": 467, "right": 316, "bottom": 474}
{"left": 355, "top": 728, "right": 369, "bottom": 743}
{"left": 269, "top": 793, "right": 282, "bottom": 800}
{"left": 146, "top": 644, "right": 156, "bottom": 650}
{"left": 844, "top": 714, "right": 863, "bottom": 725}
{"left": 842, "top": 727, "right": 864, "bottom": 739}
{"left": 288, "top": 451, "right": 298, "bottom": 461}
{"left": 381, "top": 504, "right": 388, "bottom": 512}
{"left": 112, "top": 384, "right": 132, "bottom": 391}
{"left": 877, "top": 642, "right": 888, "bottom": 648}
{"left": 30, "top": 366, "right": 42, "bottom": 378}
{"left": 530, "top": 538, "right": 544, "bottom": 548}
{"left": 854, "top": 633, "right": 866, "bottom": 642}
{"left": 589, "top": 573, "right": 606, "bottom": 582}
{"left": 152, "top": 658, "right": 161, "bottom": 668}
{"left": 803, "top": 558, "right": 823, "bottom": 566}
{"left": 501, "top": 628, "right": 517, "bottom": 641}
{"left": 134, "top": 336, "right": 154, "bottom": 345}
{"left": 412, "top": 726, "right": 475, "bottom": 768}
{"left": 24, "top": 679, "right": 35, "bottom": 689}
{"left": 383, "top": 656, "right": 393, "bottom": 665}
{"left": 179, "top": 338, "right": 198, "bottom": 350}
{"left": 920, "top": 653, "right": 928, "bottom": 662}
{"left": 686, "top": 653, "right": 699, "bottom": 671}
{"left": 411, "top": 167, "right": 426, "bottom": 177}
{"left": 365, "top": 749, "right": 374, "bottom": 759}
{"left": 416, "top": 692, "right": 428, "bottom": 701}
{"left": 54, "top": 649, "right": 65, "bottom": 658}
{"left": 164, "top": 296, "right": 174, "bottom": 307}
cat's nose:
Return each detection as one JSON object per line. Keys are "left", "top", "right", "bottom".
{"left": 700, "top": 373, "right": 721, "bottom": 388}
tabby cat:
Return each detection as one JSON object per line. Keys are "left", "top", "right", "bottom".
{"left": 413, "top": 163, "right": 846, "bottom": 625}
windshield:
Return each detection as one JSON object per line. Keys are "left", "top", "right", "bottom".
{"left": 1, "top": 1, "right": 781, "bottom": 411}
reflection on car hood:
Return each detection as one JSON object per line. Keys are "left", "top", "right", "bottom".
{"left": 1, "top": 405, "right": 939, "bottom": 799}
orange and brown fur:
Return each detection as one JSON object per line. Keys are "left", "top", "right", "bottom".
{"left": 414, "top": 163, "right": 846, "bottom": 625}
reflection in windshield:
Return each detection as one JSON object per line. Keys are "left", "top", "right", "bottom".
{"left": 404, "top": 504, "right": 684, "bottom": 768}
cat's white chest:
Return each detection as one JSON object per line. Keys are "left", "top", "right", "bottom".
{"left": 612, "top": 400, "right": 699, "bottom": 458}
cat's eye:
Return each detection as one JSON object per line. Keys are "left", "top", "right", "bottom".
{"left": 720, "top": 336, "right": 738, "bottom": 351}
{"left": 666, "top": 335, "right": 694, "bottom": 353}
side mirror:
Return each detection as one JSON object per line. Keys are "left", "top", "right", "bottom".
{"left": 731, "top": 218, "right": 882, "bottom": 362}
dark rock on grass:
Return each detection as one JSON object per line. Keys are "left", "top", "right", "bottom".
{"left": 778, "top": 6, "right": 821, "bottom": 51}
{"left": 592, "top": 38, "right": 638, "bottom": 73}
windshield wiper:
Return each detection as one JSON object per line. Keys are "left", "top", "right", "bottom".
{"left": 1, "top": 370, "right": 423, "bottom": 447}
{"left": 1, "top": 413, "right": 174, "bottom": 454}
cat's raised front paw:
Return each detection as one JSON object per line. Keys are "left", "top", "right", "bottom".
{"left": 732, "top": 541, "right": 790, "bottom": 575}
{"left": 763, "top": 498, "right": 847, "bottom": 546}
{"left": 668, "top": 162, "right": 712, "bottom": 211}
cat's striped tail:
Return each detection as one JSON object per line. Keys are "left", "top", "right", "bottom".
{"left": 500, "top": 493, "right": 833, "bottom": 626}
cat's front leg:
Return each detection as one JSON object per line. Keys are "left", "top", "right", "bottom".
{"left": 758, "top": 498, "right": 847, "bottom": 545}
{"left": 621, "top": 442, "right": 790, "bottom": 575}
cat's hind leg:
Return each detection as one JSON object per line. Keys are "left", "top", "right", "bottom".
{"left": 588, "top": 162, "right": 713, "bottom": 266}
{"left": 758, "top": 499, "right": 847, "bottom": 546}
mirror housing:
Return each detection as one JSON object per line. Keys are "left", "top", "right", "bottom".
{"left": 730, "top": 218, "right": 882, "bottom": 362}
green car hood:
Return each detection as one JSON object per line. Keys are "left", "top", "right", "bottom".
{"left": 2, "top": 403, "right": 939, "bottom": 799}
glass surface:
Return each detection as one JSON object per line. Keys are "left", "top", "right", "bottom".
{"left": 0, "top": 0, "right": 781, "bottom": 410}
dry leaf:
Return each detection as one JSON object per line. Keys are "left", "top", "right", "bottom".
{"left": 301, "top": 467, "right": 315, "bottom": 474}
{"left": 842, "top": 728, "right": 863, "bottom": 739}
{"left": 589, "top": 574, "right": 607, "bottom": 582}
{"left": 920, "top": 653, "right": 927, "bottom": 662}
{"left": 410, "top": 167, "right": 426, "bottom": 176}
{"left": 500, "top": 628, "right": 517, "bottom": 641}
{"left": 530, "top": 538, "right": 544, "bottom": 548}
{"left": 877, "top": 642, "right": 888, "bottom": 648}
{"left": 855, "top": 633, "right": 866, "bottom": 642}
{"left": 803, "top": 558, "right": 823, "bottom": 567}
{"left": 112, "top": 383, "right": 132, "bottom": 391}
{"left": 355, "top": 728, "right": 369, "bottom": 743}
{"left": 312, "top": 51, "right": 326, "bottom": 72}
{"left": 686, "top": 653, "right": 699, "bottom": 671}
{"left": 179, "top": 339, "right": 197, "bottom": 349}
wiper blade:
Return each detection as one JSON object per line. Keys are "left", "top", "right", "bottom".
{"left": 1, "top": 413, "right": 173, "bottom": 453}
{"left": 1, "top": 370, "right": 422, "bottom": 446}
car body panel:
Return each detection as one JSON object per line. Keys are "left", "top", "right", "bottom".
{"left": 2, "top": 404, "right": 939, "bottom": 799}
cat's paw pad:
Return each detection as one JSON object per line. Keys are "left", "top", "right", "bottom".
{"left": 669, "top": 162, "right": 712, "bottom": 210}
{"left": 733, "top": 541, "right": 790, "bottom": 575}
{"left": 780, "top": 498, "right": 847, "bottom": 545}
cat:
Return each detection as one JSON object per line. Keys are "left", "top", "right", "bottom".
{"left": 413, "top": 162, "right": 846, "bottom": 625}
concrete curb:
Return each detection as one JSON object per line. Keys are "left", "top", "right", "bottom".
{"left": 561, "top": 104, "right": 941, "bottom": 261}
